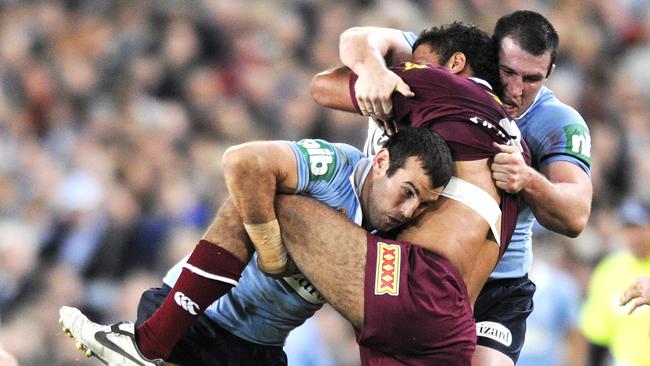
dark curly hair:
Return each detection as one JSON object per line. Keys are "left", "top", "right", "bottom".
{"left": 412, "top": 22, "right": 500, "bottom": 95}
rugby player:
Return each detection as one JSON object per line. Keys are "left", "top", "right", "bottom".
{"left": 59, "top": 127, "right": 453, "bottom": 365}
{"left": 337, "top": 10, "right": 592, "bottom": 365}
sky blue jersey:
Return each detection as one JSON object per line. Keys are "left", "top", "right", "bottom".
{"left": 490, "top": 86, "right": 591, "bottom": 279}
{"left": 162, "top": 139, "right": 368, "bottom": 346}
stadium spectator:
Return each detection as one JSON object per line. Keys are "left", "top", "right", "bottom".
{"left": 580, "top": 200, "right": 650, "bottom": 366}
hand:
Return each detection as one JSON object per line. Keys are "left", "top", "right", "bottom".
{"left": 491, "top": 142, "right": 529, "bottom": 193}
{"left": 355, "top": 68, "right": 413, "bottom": 121}
{"left": 620, "top": 276, "right": 650, "bottom": 314}
{"left": 372, "top": 117, "right": 397, "bottom": 136}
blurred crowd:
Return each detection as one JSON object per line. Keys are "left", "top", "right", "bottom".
{"left": 0, "top": 0, "right": 648, "bottom": 365}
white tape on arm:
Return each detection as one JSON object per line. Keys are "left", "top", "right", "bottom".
{"left": 441, "top": 176, "right": 502, "bottom": 246}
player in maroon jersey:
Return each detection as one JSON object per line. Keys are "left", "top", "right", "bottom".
{"left": 276, "top": 22, "right": 531, "bottom": 365}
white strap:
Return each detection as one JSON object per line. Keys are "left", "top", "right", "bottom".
{"left": 441, "top": 176, "right": 502, "bottom": 246}
{"left": 183, "top": 263, "right": 239, "bottom": 286}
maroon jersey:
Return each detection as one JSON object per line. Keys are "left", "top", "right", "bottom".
{"left": 359, "top": 234, "right": 476, "bottom": 365}
{"left": 349, "top": 64, "right": 530, "bottom": 255}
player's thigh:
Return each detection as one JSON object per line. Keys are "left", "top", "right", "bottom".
{"left": 472, "top": 346, "right": 515, "bottom": 366}
{"left": 275, "top": 194, "right": 367, "bottom": 329}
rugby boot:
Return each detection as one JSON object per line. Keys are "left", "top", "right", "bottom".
{"left": 59, "top": 306, "right": 164, "bottom": 366}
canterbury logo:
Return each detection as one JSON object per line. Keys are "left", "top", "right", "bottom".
{"left": 374, "top": 242, "right": 400, "bottom": 296}
{"left": 174, "top": 291, "right": 199, "bottom": 315}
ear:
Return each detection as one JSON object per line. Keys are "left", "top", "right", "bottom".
{"left": 373, "top": 148, "right": 390, "bottom": 173}
{"left": 445, "top": 52, "right": 467, "bottom": 75}
{"left": 546, "top": 63, "right": 556, "bottom": 78}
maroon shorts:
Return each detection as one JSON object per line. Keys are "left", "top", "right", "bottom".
{"left": 357, "top": 234, "right": 476, "bottom": 365}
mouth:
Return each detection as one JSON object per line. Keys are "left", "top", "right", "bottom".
{"left": 386, "top": 216, "right": 403, "bottom": 228}
{"left": 501, "top": 98, "right": 518, "bottom": 111}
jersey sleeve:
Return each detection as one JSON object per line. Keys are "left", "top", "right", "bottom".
{"left": 287, "top": 139, "right": 363, "bottom": 197}
{"left": 530, "top": 104, "right": 591, "bottom": 174}
{"left": 348, "top": 72, "right": 362, "bottom": 114}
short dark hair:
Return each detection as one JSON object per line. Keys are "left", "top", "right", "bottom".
{"left": 382, "top": 127, "right": 454, "bottom": 188}
{"left": 493, "top": 10, "right": 559, "bottom": 77}
{"left": 412, "top": 22, "right": 499, "bottom": 92}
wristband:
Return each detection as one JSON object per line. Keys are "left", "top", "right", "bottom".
{"left": 244, "top": 219, "right": 287, "bottom": 275}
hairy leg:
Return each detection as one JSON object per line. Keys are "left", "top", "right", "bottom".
{"left": 274, "top": 194, "right": 367, "bottom": 329}
{"left": 202, "top": 198, "right": 254, "bottom": 262}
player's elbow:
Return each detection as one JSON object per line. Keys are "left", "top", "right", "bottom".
{"left": 564, "top": 215, "right": 589, "bottom": 238}
{"left": 339, "top": 27, "right": 366, "bottom": 49}
{"left": 310, "top": 72, "right": 334, "bottom": 108}
{"left": 222, "top": 144, "right": 254, "bottom": 179}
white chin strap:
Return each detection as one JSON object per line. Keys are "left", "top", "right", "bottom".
{"left": 441, "top": 176, "right": 502, "bottom": 246}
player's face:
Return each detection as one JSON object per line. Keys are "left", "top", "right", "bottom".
{"left": 365, "top": 155, "right": 443, "bottom": 232}
{"left": 498, "top": 36, "right": 552, "bottom": 118}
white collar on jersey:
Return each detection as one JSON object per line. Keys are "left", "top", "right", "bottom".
{"left": 468, "top": 77, "right": 492, "bottom": 90}
{"left": 514, "top": 86, "right": 544, "bottom": 121}
{"left": 349, "top": 157, "right": 373, "bottom": 226}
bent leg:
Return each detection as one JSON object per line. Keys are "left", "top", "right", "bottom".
{"left": 275, "top": 194, "right": 367, "bottom": 329}
{"left": 202, "top": 198, "right": 254, "bottom": 262}
{"left": 138, "top": 199, "right": 249, "bottom": 360}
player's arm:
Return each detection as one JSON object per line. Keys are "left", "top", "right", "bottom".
{"left": 339, "top": 26, "right": 414, "bottom": 120}
{"left": 310, "top": 66, "right": 400, "bottom": 135}
{"left": 310, "top": 66, "right": 356, "bottom": 113}
{"left": 491, "top": 143, "right": 591, "bottom": 237}
{"left": 222, "top": 141, "right": 298, "bottom": 274}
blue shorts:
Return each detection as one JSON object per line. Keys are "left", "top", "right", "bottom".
{"left": 473, "top": 276, "right": 536, "bottom": 363}
{"left": 136, "top": 285, "right": 287, "bottom": 366}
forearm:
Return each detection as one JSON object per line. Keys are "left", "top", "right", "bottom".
{"left": 223, "top": 144, "right": 281, "bottom": 224}
{"left": 520, "top": 166, "right": 591, "bottom": 237}
{"left": 310, "top": 66, "right": 356, "bottom": 112}
{"left": 339, "top": 27, "right": 411, "bottom": 73}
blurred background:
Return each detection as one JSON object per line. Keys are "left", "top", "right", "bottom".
{"left": 0, "top": 0, "right": 648, "bottom": 365}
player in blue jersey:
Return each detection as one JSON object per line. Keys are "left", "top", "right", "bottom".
{"left": 59, "top": 127, "right": 454, "bottom": 365}
{"left": 337, "top": 10, "right": 592, "bottom": 366}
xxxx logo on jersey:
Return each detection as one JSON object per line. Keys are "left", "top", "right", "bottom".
{"left": 374, "top": 242, "right": 401, "bottom": 296}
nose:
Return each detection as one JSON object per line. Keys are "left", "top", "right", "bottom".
{"left": 401, "top": 200, "right": 420, "bottom": 220}
{"left": 506, "top": 75, "right": 524, "bottom": 98}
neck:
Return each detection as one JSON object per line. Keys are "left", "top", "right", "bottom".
{"left": 359, "top": 177, "right": 372, "bottom": 230}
